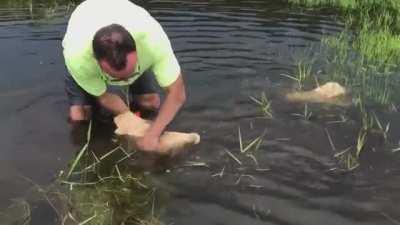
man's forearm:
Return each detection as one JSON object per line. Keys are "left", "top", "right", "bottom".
{"left": 147, "top": 75, "right": 186, "bottom": 137}
{"left": 97, "top": 92, "right": 130, "bottom": 115}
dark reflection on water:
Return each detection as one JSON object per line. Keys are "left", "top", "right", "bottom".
{"left": 0, "top": 0, "right": 399, "bottom": 225}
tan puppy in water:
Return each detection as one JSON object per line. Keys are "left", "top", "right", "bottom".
{"left": 114, "top": 111, "right": 200, "bottom": 155}
{"left": 286, "top": 82, "right": 350, "bottom": 106}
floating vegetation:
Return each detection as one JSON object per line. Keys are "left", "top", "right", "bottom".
{"left": 220, "top": 126, "right": 268, "bottom": 171}
{"left": 281, "top": 59, "right": 314, "bottom": 90}
{"left": 292, "top": 104, "right": 313, "bottom": 120}
{"left": 238, "top": 126, "right": 264, "bottom": 154}
{"left": 322, "top": 102, "right": 393, "bottom": 171}
{"left": 355, "top": 128, "right": 367, "bottom": 158}
{"left": 371, "top": 112, "right": 390, "bottom": 142}
{"left": 325, "top": 128, "right": 359, "bottom": 171}
{"left": 334, "top": 147, "right": 360, "bottom": 171}
{"left": 249, "top": 92, "right": 273, "bottom": 118}
{"left": 223, "top": 148, "right": 242, "bottom": 166}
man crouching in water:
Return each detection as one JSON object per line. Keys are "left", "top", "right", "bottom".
{"left": 62, "top": 0, "right": 186, "bottom": 152}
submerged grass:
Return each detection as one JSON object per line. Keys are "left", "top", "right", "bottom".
{"left": 249, "top": 92, "right": 273, "bottom": 118}
{"left": 281, "top": 58, "right": 315, "bottom": 90}
{"left": 3, "top": 121, "right": 166, "bottom": 225}
{"left": 292, "top": 104, "right": 313, "bottom": 120}
{"left": 61, "top": 175, "right": 161, "bottom": 225}
{"left": 57, "top": 124, "right": 164, "bottom": 225}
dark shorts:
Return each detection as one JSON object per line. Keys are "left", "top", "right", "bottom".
{"left": 64, "top": 71, "right": 159, "bottom": 107}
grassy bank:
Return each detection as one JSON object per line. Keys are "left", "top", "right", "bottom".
{"left": 289, "top": 0, "right": 400, "bottom": 66}
{"left": 273, "top": 0, "right": 400, "bottom": 170}
{"left": 288, "top": 0, "right": 400, "bottom": 106}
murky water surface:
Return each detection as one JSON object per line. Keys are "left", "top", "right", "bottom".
{"left": 1, "top": 0, "right": 400, "bottom": 224}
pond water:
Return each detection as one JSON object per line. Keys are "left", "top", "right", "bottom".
{"left": 1, "top": 0, "right": 400, "bottom": 225}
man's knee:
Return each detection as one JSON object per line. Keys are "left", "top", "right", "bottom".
{"left": 69, "top": 105, "right": 92, "bottom": 124}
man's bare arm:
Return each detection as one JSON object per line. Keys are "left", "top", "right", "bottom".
{"left": 97, "top": 92, "right": 130, "bottom": 115}
{"left": 146, "top": 74, "right": 186, "bottom": 138}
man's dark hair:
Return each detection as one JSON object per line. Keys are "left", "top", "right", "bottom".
{"left": 92, "top": 24, "right": 136, "bottom": 70}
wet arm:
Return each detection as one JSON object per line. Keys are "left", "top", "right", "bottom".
{"left": 147, "top": 74, "right": 186, "bottom": 138}
{"left": 97, "top": 92, "right": 130, "bottom": 115}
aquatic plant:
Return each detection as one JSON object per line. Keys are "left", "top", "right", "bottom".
{"left": 14, "top": 120, "right": 164, "bottom": 225}
{"left": 334, "top": 147, "right": 360, "bottom": 171}
{"left": 355, "top": 128, "right": 367, "bottom": 158}
{"left": 60, "top": 174, "right": 162, "bottom": 225}
{"left": 292, "top": 104, "right": 313, "bottom": 120}
{"left": 249, "top": 92, "right": 273, "bottom": 118}
{"left": 325, "top": 128, "right": 360, "bottom": 171}
{"left": 281, "top": 59, "right": 314, "bottom": 90}
{"left": 237, "top": 126, "right": 264, "bottom": 154}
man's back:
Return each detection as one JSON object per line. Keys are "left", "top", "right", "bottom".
{"left": 62, "top": 0, "right": 180, "bottom": 97}
{"left": 63, "top": 0, "right": 157, "bottom": 54}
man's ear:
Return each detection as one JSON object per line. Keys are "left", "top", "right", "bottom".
{"left": 98, "top": 59, "right": 108, "bottom": 72}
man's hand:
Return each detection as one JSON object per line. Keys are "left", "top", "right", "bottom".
{"left": 144, "top": 74, "right": 186, "bottom": 140}
{"left": 136, "top": 132, "right": 160, "bottom": 152}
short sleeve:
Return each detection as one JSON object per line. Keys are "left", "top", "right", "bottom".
{"left": 64, "top": 55, "right": 107, "bottom": 97}
{"left": 152, "top": 53, "right": 181, "bottom": 88}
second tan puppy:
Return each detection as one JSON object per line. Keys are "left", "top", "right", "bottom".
{"left": 286, "top": 82, "right": 351, "bottom": 106}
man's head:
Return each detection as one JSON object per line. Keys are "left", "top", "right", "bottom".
{"left": 93, "top": 24, "right": 137, "bottom": 80}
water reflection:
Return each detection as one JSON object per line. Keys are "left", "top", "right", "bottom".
{"left": 0, "top": 0, "right": 76, "bottom": 24}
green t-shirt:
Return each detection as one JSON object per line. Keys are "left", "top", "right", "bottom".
{"left": 62, "top": 0, "right": 181, "bottom": 96}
